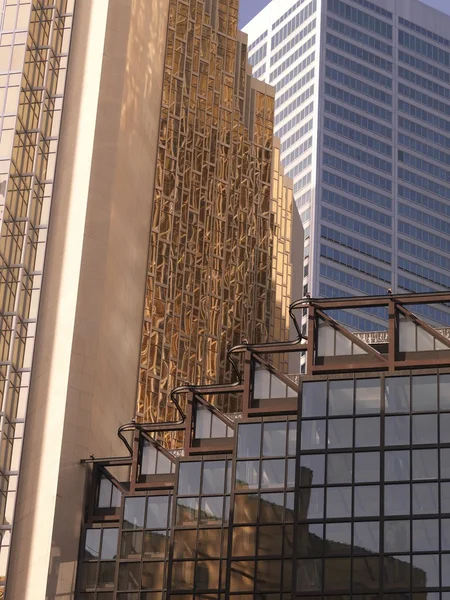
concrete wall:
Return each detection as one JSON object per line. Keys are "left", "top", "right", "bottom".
{"left": 7, "top": 0, "right": 169, "bottom": 597}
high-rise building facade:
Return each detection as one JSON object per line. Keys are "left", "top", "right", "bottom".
{"left": 244, "top": 0, "right": 450, "bottom": 331}
{"left": 76, "top": 290, "right": 450, "bottom": 599}
{"left": 0, "top": 0, "right": 297, "bottom": 597}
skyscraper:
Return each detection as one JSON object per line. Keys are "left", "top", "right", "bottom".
{"left": 0, "top": 0, "right": 297, "bottom": 597}
{"left": 244, "top": 0, "right": 450, "bottom": 331}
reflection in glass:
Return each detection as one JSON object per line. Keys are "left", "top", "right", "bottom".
{"left": 263, "top": 421, "right": 287, "bottom": 456}
{"left": 234, "top": 493, "right": 258, "bottom": 523}
{"left": 299, "top": 487, "right": 324, "bottom": 520}
{"left": 142, "top": 561, "right": 165, "bottom": 590}
{"left": 442, "top": 554, "right": 450, "bottom": 587}
{"left": 118, "top": 562, "right": 140, "bottom": 590}
{"left": 229, "top": 560, "right": 255, "bottom": 592}
{"left": 237, "top": 423, "right": 261, "bottom": 458}
{"left": 441, "top": 413, "right": 450, "bottom": 443}
{"left": 384, "top": 555, "right": 411, "bottom": 590}
{"left": 202, "top": 460, "right": 226, "bottom": 495}
{"left": 143, "top": 531, "right": 167, "bottom": 558}
{"left": 299, "top": 454, "right": 325, "bottom": 485}
{"left": 260, "top": 492, "right": 285, "bottom": 523}
{"left": 176, "top": 497, "right": 199, "bottom": 526}
{"left": 412, "top": 414, "right": 438, "bottom": 445}
{"left": 173, "top": 529, "right": 196, "bottom": 559}
{"left": 385, "top": 484, "right": 410, "bottom": 516}
{"left": 302, "top": 381, "right": 327, "bottom": 417}
{"left": 301, "top": 419, "right": 326, "bottom": 449}
{"left": 324, "top": 522, "right": 351, "bottom": 555}
{"left": 413, "top": 449, "right": 438, "bottom": 480}
{"left": 197, "top": 528, "right": 223, "bottom": 558}
{"left": 146, "top": 496, "right": 170, "bottom": 529}
{"left": 354, "top": 486, "right": 379, "bottom": 517}
{"left": 172, "top": 561, "right": 194, "bottom": 590}
{"left": 442, "top": 519, "right": 450, "bottom": 551}
{"left": 412, "top": 375, "right": 437, "bottom": 412}
{"left": 327, "top": 453, "right": 352, "bottom": 484}
{"left": 232, "top": 526, "right": 256, "bottom": 557}
{"left": 385, "top": 520, "right": 410, "bottom": 553}
{"left": 98, "top": 562, "right": 116, "bottom": 588}
{"left": 124, "top": 497, "right": 146, "bottom": 530}
{"left": 355, "top": 417, "right": 380, "bottom": 447}
{"left": 442, "top": 449, "right": 450, "bottom": 478}
{"left": 261, "top": 459, "right": 285, "bottom": 488}
{"left": 84, "top": 529, "right": 101, "bottom": 560}
{"left": 353, "top": 521, "right": 379, "bottom": 554}
{"left": 355, "top": 378, "right": 380, "bottom": 414}
{"left": 328, "top": 418, "right": 353, "bottom": 448}
{"left": 385, "top": 377, "right": 410, "bottom": 413}
{"left": 354, "top": 452, "right": 379, "bottom": 483}
{"left": 297, "top": 523, "right": 324, "bottom": 557}
{"left": 178, "top": 462, "right": 201, "bottom": 495}
{"left": 324, "top": 557, "right": 350, "bottom": 591}
{"left": 326, "top": 487, "right": 352, "bottom": 519}
{"left": 413, "top": 518, "right": 439, "bottom": 551}
{"left": 236, "top": 461, "right": 260, "bottom": 489}
{"left": 353, "top": 557, "right": 380, "bottom": 590}
{"left": 199, "top": 496, "right": 223, "bottom": 524}
{"left": 442, "top": 482, "right": 450, "bottom": 512}
{"left": 288, "top": 421, "right": 297, "bottom": 455}
{"left": 329, "top": 380, "right": 354, "bottom": 415}
{"left": 257, "top": 524, "right": 283, "bottom": 556}
{"left": 412, "top": 554, "right": 439, "bottom": 588}
{"left": 440, "top": 373, "right": 450, "bottom": 410}
{"left": 385, "top": 450, "right": 410, "bottom": 481}
{"left": 385, "top": 415, "right": 410, "bottom": 446}
{"left": 413, "top": 483, "right": 438, "bottom": 514}
{"left": 297, "top": 558, "right": 322, "bottom": 591}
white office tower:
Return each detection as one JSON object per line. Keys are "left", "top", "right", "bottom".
{"left": 244, "top": 0, "right": 450, "bottom": 332}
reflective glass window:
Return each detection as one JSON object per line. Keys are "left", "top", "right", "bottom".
{"left": 124, "top": 497, "right": 146, "bottom": 530}
{"left": 385, "top": 377, "right": 410, "bottom": 413}
{"left": 412, "top": 518, "right": 439, "bottom": 551}
{"left": 413, "top": 449, "right": 438, "bottom": 480}
{"left": 412, "top": 414, "right": 438, "bottom": 444}
{"left": 355, "top": 378, "right": 381, "bottom": 414}
{"left": 354, "top": 485, "right": 379, "bottom": 517}
{"left": 353, "top": 521, "right": 379, "bottom": 554}
{"left": 327, "top": 453, "right": 352, "bottom": 484}
{"left": 324, "top": 522, "right": 351, "bottom": 555}
{"left": 237, "top": 423, "right": 261, "bottom": 458}
{"left": 261, "top": 459, "right": 285, "bottom": 488}
{"left": 385, "top": 415, "right": 410, "bottom": 446}
{"left": 299, "top": 454, "right": 325, "bottom": 486}
{"left": 412, "top": 554, "right": 439, "bottom": 588}
{"left": 300, "top": 487, "right": 325, "bottom": 520}
{"left": 260, "top": 492, "right": 285, "bottom": 522}
{"left": 385, "top": 484, "right": 410, "bottom": 515}
{"left": 327, "top": 487, "right": 352, "bottom": 518}
{"left": 385, "top": 450, "right": 410, "bottom": 481}
{"left": 178, "top": 462, "right": 201, "bottom": 496}
{"left": 234, "top": 493, "right": 258, "bottom": 523}
{"left": 301, "top": 419, "right": 326, "bottom": 449}
{"left": 263, "top": 422, "right": 287, "bottom": 456}
{"left": 355, "top": 417, "right": 380, "bottom": 447}
{"left": 328, "top": 418, "right": 353, "bottom": 448}
{"left": 302, "top": 381, "right": 327, "bottom": 417}
{"left": 329, "top": 380, "right": 354, "bottom": 415}
{"left": 236, "top": 461, "right": 260, "bottom": 489}
{"left": 354, "top": 452, "right": 379, "bottom": 483}
{"left": 384, "top": 520, "right": 410, "bottom": 553}
{"left": 146, "top": 496, "right": 170, "bottom": 529}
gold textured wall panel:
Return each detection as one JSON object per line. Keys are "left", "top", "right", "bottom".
{"left": 138, "top": 0, "right": 294, "bottom": 423}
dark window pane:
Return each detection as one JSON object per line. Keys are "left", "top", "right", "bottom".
{"left": 142, "top": 562, "right": 165, "bottom": 590}
{"left": 385, "top": 416, "right": 410, "bottom": 446}
{"left": 197, "top": 529, "right": 222, "bottom": 558}
{"left": 256, "top": 560, "right": 282, "bottom": 590}
{"left": 196, "top": 560, "right": 219, "bottom": 590}
{"left": 354, "top": 486, "right": 379, "bottom": 517}
{"left": 412, "top": 554, "right": 439, "bottom": 588}
{"left": 327, "top": 453, "right": 352, "bottom": 484}
{"left": 384, "top": 555, "right": 411, "bottom": 590}
{"left": 230, "top": 561, "right": 255, "bottom": 592}
{"left": 172, "top": 561, "right": 195, "bottom": 590}
{"left": 179, "top": 462, "right": 201, "bottom": 495}
{"left": 413, "top": 518, "right": 439, "bottom": 551}
{"left": 288, "top": 421, "right": 297, "bottom": 455}
{"left": 297, "top": 558, "right": 323, "bottom": 591}
{"left": 328, "top": 418, "right": 353, "bottom": 449}
{"left": 440, "top": 373, "right": 450, "bottom": 410}
{"left": 202, "top": 461, "right": 225, "bottom": 495}
{"left": 412, "top": 414, "right": 438, "bottom": 445}
{"left": 101, "top": 529, "right": 118, "bottom": 560}
{"left": 442, "top": 482, "right": 450, "bottom": 513}
{"left": 353, "top": 557, "right": 380, "bottom": 591}
{"left": 84, "top": 529, "right": 101, "bottom": 560}
{"left": 237, "top": 423, "right": 261, "bottom": 458}
{"left": 412, "top": 375, "right": 437, "bottom": 412}
{"left": 143, "top": 531, "right": 167, "bottom": 558}
{"left": 261, "top": 459, "right": 285, "bottom": 488}
{"left": 413, "top": 449, "right": 438, "bottom": 480}
{"left": 354, "top": 452, "right": 380, "bottom": 483}
{"left": 353, "top": 521, "right": 379, "bottom": 554}
{"left": 441, "top": 519, "right": 450, "bottom": 551}
{"left": 297, "top": 523, "right": 323, "bottom": 557}
{"left": 286, "top": 492, "right": 295, "bottom": 522}
{"left": 287, "top": 458, "right": 296, "bottom": 487}
{"left": 442, "top": 449, "right": 450, "bottom": 478}
{"left": 329, "top": 380, "right": 354, "bottom": 415}
{"left": 232, "top": 526, "right": 256, "bottom": 557}
{"left": 385, "top": 377, "right": 410, "bottom": 413}
{"left": 173, "top": 530, "right": 196, "bottom": 559}
{"left": 324, "top": 522, "right": 351, "bottom": 555}
{"left": 234, "top": 493, "right": 258, "bottom": 523}
{"left": 118, "top": 563, "right": 140, "bottom": 591}
{"left": 124, "top": 497, "right": 146, "bottom": 530}
{"left": 355, "top": 378, "right": 381, "bottom": 414}
{"left": 413, "top": 482, "right": 438, "bottom": 514}
{"left": 260, "top": 492, "right": 285, "bottom": 522}
{"left": 258, "top": 524, "right": 283, "bottom": 556}
{"left": 442, "top": 554, "right": 450, "bottom": 586}
{"left": 80, "top": 563, "right": 97, "bottom": 590}
{"left": 441, "top": 413, "right": 450, "bottom": 443}
{"left": 385, "top": 484, "right": 410, "bottom": 516}
{"left": 263, "top": 422, "right": 287, "bottom": 456}
{"left": 355, "top": 417, "right": 380, "bottom": 447}
{"left": 236, "top": 461, "right": 260, "bottom": 489}
{"left": 324, "top": 557, "right": 351, "bottom": 591}
{"left": 199, "top": 497, "right": 223, "bottom": 524}
{"left": 302, "top": 381, "right": 327, "bottom": 417}
{"left": 299, "top": 453, "right": 325, "bottom": 485}
{"left": 327, "top": 487, "right": 352, "bottom": 519}
{"left": 98, "top": 562, "right": 115, "bottom": 589}
{"left": 285, "top": 524, "right": 294, "bottom": 556}
{"left": 120, "top": 531, "right": 142, "bottom": 559}
{"left": 301, "top": 419, "right": 326, "bottom": 450}
{"left": 146, "top": 496, "right": 170, "bottom": 529}
{"left": 299, "top": 487, "right": 324, "bottom": 520}
{"left": 385, "top": 521, "right": 410, "bottom": 553}
{"left": 385, "top": 450, "right": 410, "bottom": 481}
{"left": 176, "top": 498, "right": 198, "bottom": 526}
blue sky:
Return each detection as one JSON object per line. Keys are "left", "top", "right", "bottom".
{"left": 238, "top": 0, "right": 450, "bottom": 29}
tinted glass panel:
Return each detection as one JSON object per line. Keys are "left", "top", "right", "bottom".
{"left": 236, "top": 461, "right": 260, "bottom": 489}
{"left": 355, "top": 417, "right": 380, "bottom": 447}
{"left": 413, "top": 482, "right": 438, "bottom": 514}
{"left": 329, "top": 380, "right": 354, "bottom": 415}
{"left": 178, "top": 462, "right": 201, "bottom": 495}
{"left": 354, "top": 486, "right": 379, "bottom": 517}
{"left": 384, "top": 520, "right": 410, "bottom": 553}
{"left": 385, "top": 415, "right": 410, "bottom": 446}
{"left": 354, "top": 452, "right": 380, "bottom": 483}
{"left": 328, "top": 418, "right": 353, "bottom": 448}
{"left": 412, "top": 375, "right": 437, "bottom": 411}
{"left": 146, "top": 496, "right": 170, "bottom": 529}
{"left": 327, "top": 453, "right": 352, "bottom": 484}
{"left": 237, "top": 423, "right": 261, "bottom": 458}
{"left": 353, "top": 521, "right": 379, "bottom": 554}
{"left": 413, "top": 449, "right": 438, "bottom": 479}
{"left": 124, "top": 497, "right": 146, "bottom": 530}
{"left": 299, "top": 454, "right": 325, "bottom": 486}
{"left": 327, "top": 487, "right": 352, "bottom": 518}
{"left": 302, "top": 381, "right": 327, "bottom": 417}
{"left": 263, "top": 422, "right": 287, "bottom": 456}
{"left": 385, "top": 484, "right": 410, "bottom": 516}
{"left": 412, "top": 414, "right": 438, "bottom": 444}
{"left": 355, "top": 378, "right": 381, "bottom": 414}
{"left": 202, "top": 461, "right": 225, "bottom": 495}
{"left": 385, "top": 450, "right": 410, "bottom": 481}
{"left": 301, "top": 419, "right": 326, "bottom": 449}
{"left": 385, "top": 377, "right": 410, "bottom": 413}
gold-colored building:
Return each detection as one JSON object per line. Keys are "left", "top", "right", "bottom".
{"left": 138, "top": 2, "right": 296, "bottom": 423}
{"left": 0, "top": 0, "right": 297, "bottom": 597}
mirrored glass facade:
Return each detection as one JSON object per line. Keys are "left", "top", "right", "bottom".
{"left": 138, "top": 0, "right": 296, "bottom": 424}
{"left": 244, "top": 0, "right": 450, "bottom": 331}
